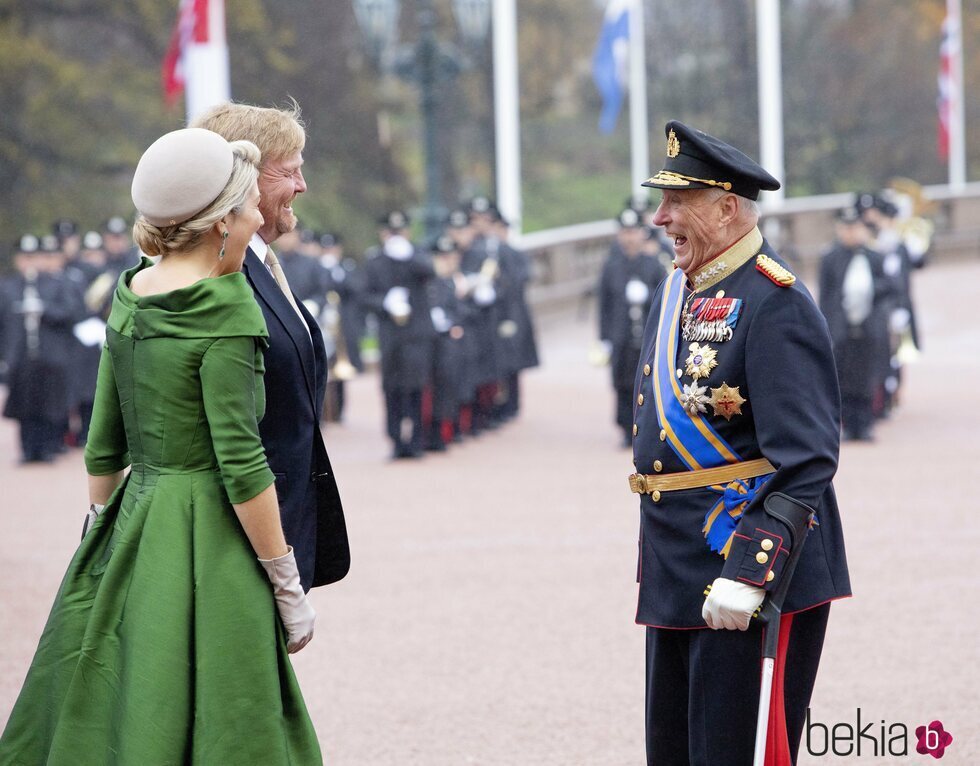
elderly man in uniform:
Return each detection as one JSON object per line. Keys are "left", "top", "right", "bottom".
{"left": 631, "top": 121, "right": 851, "bottom": 765}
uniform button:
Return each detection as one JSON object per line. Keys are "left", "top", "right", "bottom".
{"left": 659, "top": 429, "right": 667, "bottom": 441}
{"left": 652, "top": 490, "right": 661, "bottom": 502}
{"left": 766, "top": 570, "right": 775, "bottom": 582}
{"left": 756, "top": 551, "right": 769, "bottom": 565}
{"left": 676, "top": 368, "right": 683, "bottom": 378}
{"left": 637, "top": 394, "right": 644, "bottom": 406}
{"left": 760, "top": 539, "right": 774, "bottom": 551}
{"left": 632, "top": 424, "right": 638, "bottom": 436}
{"left": 715, "top": 289, "right": 725, "bottom": 298}
{"left": 643, "top": 364, "right": 651, "bottom": 376}
{"left": 653, "top": 460, "right": 663, "bottom": 472}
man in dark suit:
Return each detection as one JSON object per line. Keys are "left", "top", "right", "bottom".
{"left": 193, "top": 101, "right": 349, "bottom": 592}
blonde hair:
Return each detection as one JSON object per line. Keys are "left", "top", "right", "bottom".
{"left": 189, "top": 99, "right": 306, "bottom": 167}
{"left": 133, "top": 141, "right": 261, "bottom": 257}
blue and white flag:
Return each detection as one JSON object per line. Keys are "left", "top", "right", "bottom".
{"left": 592, "top": 0, "right": 631, "bottom": 134}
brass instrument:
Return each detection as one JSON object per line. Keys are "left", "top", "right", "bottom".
{"left": 84, "top": 272, "right": 116, "bottom": 315}
{"left": 325, "top": 290, "right": 357, "bottom": 381}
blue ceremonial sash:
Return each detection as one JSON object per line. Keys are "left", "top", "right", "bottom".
{"left": 652, "top": 269, "right": 742, "bottom": 470}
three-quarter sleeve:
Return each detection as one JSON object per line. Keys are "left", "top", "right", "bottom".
{"left": 84, "top": 344, "right": 131, "bottom": 475}
{"left": 199, "top": 335, "right": 275, "bottom": 504}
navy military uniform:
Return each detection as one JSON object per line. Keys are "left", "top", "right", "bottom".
{"left": 2, "top": 236, "right": 86, "bottom": 462}
{"left": 318, "top": 234, "right": 365, "bottom": 423}
{"left": 424, "top": 234, "right": 471, "bottom": 450}
{"left": 362, "top": 212, "right": 436, "bottom": 458}
{"left": 598, "top": 208, "right": 668, "bottom": 446}
{"left": 635, "top": 122, "right": 851, "bottom": 765}
{"left": 818, "top": 206, "right": 896, "bottom": 441}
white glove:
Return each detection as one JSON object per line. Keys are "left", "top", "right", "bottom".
{"left": 473, "top": 282, "right": 496, "bottom": 306}
{"left": 702, "top": 577, "right": 765, "bottom": 631}
{"left": 430, "top": 306, "right": 451, "bottom": 332}
{"left": 258, "top": 546, "right": 316, "bottom": 653}
{"left": 625, "top": 278, "right": 650, "bottom": 305}
{"left": 889, "top": 307, "right": 911, "bottom": 334}
{"left": 81, "top": 503, "right": 104, "bottom": 540}
{"left": 382, "top": 286, "right": 411, "bottom": 320}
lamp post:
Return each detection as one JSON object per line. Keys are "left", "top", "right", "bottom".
{"left": 354, "top": 0, "right": 491, "bottom": 245}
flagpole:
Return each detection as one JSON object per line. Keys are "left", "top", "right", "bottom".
{"left": 493, "top": 0, "right": 523, "bottom": 234}
{"left": 755, "top": 0, "right": 784, "bottom": 204}
{"left": 628, "top": 0, "right": 649, "bottom": 206}
{"left": 185, "top": 0, "right": 231, "bottom": 123}
{"left": 947, "top": 0, "right": 966, "bottom": 189}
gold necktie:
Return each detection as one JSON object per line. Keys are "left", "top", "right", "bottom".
{"left": 265, "top": 248, "right": 303, "bottom": 316}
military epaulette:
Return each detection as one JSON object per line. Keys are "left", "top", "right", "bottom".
{"left": 755, "top": 254, "right": 796, "bottom": 287}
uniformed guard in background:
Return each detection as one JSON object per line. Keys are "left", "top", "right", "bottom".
{"left": 459, "top": 197, "right": 506, "bottom": 432}
{"left": 424, "top": 234, "right": 470, "bottom": 451}
{"left": 492, "top": 212, "right": 539, "bottom": 422}
{"left": 101, "top": 216, "right": 139, "bottom": 278}
{"left": 634, "top": 121, "right": 851, "bottom": 765}
{"left": 598, "top": 207, "right": 667, "bottom": 447}
{"left": 818, "top": 205, "right": 896, "bottom": 441}
{"left": 1, "top": 235, "right": 86, "bottom": 462}
{"left": 858, "top": 193, "right": 920, "bottom": 418}
{"left": 362, "top": 211, "right": 436, "bottom": 458}
{"left": 318, "top": 232, "right": 364, "bottom": 423}
{"left": 446, "top": 209, "right": 481, "bottom": 437}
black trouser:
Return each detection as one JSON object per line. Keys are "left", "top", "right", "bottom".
{"left": 500, "top": 372, "right": 520, "bottom": 419}
{"left": 840, "top": 394, "right": 874, "bottom": 439}
{"left": 18, "top": 417, "right": 60, "bottom": 462}
{"left": 646, "top": 604, "right": 830, "bottom": 765}
{"left": 384, "top": 388, "right": 423, "bottom": 455}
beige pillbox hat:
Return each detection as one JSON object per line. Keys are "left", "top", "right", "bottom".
{"left": 131, "top": 128, "right": 234, "bottom": 227}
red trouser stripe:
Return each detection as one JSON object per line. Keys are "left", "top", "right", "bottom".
{"left": 764, "top": 613, "right": 795, "bottom": 766}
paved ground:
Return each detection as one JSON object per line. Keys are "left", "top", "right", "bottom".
{"left": 1, "top": 259, "right": 978, "bottom": 764}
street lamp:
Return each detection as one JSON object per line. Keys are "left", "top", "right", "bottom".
{"left": 353, "top": 0, "right": 491, "bottom": 245}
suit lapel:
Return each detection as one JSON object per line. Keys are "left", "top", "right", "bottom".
{"left": 243, "top": 248, "right": 317, "bottom": 405}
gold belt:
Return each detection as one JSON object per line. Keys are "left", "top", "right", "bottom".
{"left": 628, "top": 457, "right": 775, "bottom": 495}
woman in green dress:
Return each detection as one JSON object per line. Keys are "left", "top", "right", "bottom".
{"left": 0, "top": 129, "right": 322, "bottom": 764}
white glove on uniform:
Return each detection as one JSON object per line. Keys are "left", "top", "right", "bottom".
{"left": 258, "top": 546, "right": 316, "bottom": 653}
{"left": 702, "top": 577, "right": 765, "bottom": 631}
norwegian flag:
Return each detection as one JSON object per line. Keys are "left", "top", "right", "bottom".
{"left": 161, "top": 0, "right": 229, "bottom": 120}
{"left": 937, "top": 5, "right": 958, "bottom": 160}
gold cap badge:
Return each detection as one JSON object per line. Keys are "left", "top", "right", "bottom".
{"left": 667, "top": 129, "right": 681, "bottom": 158}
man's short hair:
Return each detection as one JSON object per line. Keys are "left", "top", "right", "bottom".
{"left": 191, "top": 99, "right": 306, "bottom": 166}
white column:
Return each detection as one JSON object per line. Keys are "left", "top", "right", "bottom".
{"left": 948, "top": 0, "right": 967, "bottom": 188}
{"left": 185, "top": 0, "right": 231, "bottom": 124}
{"left": 493, "top": 0, "right": 523, "bottom": 233}
{"left": 755, "top": 0, "right": 784, "bottom": 204}
{"left": 628, "top": 0, "right": 650, "bottom": 205}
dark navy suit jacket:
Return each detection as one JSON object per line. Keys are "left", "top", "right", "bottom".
{"left": 242, "top": 249, "right": 349, "bottom": 591}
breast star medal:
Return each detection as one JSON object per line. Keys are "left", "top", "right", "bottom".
{"left": 681, "top": 381, "right": 710, "bottom": 416}
{"left": 685, "top": 342, "right": 717, "bottom": 380}
{"left": 709, "top": 382, "right": 746, "bottom": 420}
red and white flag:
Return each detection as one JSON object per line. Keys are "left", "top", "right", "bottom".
{"left": 937, "top": 5, "right": 958, "bottom": 161}
{"left": 161, "top": 0, "right": 230, "bottom": 121}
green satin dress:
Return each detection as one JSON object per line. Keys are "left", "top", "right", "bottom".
{"left": 0, "top": 259, "right": 322, "bottom": 765}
